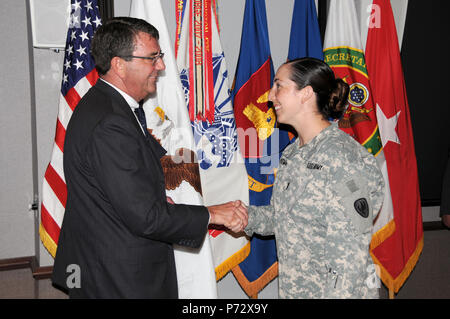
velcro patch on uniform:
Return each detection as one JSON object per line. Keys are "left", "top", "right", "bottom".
{"left": 306, "top": 162, "right": 323, "bottom": 170}
{"left": 346, "top": 179, "right": 359, "bottom": 193}
{"left": 354, "top": 198, "right": 369, "bottom": 218}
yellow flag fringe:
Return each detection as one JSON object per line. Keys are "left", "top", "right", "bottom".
{"left": 39, "top": 222, "right": 57, "bottom": 258}
{"left": 370, "top": 234, "right": 424, "bottom": 297}
{"left": 370, "top": 219, "right": 396, "bottom": 250}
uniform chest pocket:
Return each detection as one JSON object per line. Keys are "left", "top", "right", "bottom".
{"left": 335, "top": 178, "right": 373, "bottom": 235}
{"left": 294, "top": 163, "right": 330, "bottom": 204}
{"left": 276, "top": 163, "right": 311, "bottom": 198}
{"left": 278, "top": 157, "right": 329, "bottom": 192}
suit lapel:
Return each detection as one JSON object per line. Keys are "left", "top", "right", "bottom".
{"left": 94, "top": 80, "right": 167, "bottom": 158}
{"left": 94, "top": 80, "right": 145, "bottom": 137}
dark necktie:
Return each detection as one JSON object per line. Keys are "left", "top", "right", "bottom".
{"left": 134, "top": 103, "right": 148, "bottom": 137}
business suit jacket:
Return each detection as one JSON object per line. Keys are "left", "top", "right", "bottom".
{"left": 52, "top": 80, "right": 209, "bottom": 298}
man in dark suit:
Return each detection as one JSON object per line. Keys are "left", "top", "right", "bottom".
{"left": 51, "top": 17, "right": 247, "bottom": 299}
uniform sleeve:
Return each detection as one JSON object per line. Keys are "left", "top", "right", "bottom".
{"left": 322, "top": 184, "right": 377, "bottom": 298}
{"left": 363, "top": 152, "right": 385, "bottom": 218}
{"left": 321, "top": 151, "right": 383, "bottom": 298}
{"left": 89, "top": 114, "right": 209, "bottom": 247}
{"left": 244, "top": 203, "right": 276, "bottom": 237}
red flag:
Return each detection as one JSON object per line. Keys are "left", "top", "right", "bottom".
{"left": 365, "top": 0, "right": 423, "bottom": 294}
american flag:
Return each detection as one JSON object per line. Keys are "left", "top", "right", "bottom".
{"left": 40, "top": 0, "right": 101, "bottom": 257}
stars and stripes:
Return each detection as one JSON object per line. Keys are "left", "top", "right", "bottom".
{"left": 40, "top": 0, "right": 101, "bottom": 257}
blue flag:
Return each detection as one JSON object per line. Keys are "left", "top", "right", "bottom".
{"left": 288, "top": 0, "right": 323, "bottom": 61}
{"left": 231, "top": 0, "right": 291, "bottom": 298}
{"left": 232, "top": 0, "right": 323, "bottom": 298}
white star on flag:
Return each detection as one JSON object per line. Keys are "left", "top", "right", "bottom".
{"left": 82, "top": 16, "right": 92, "bottom": 27}
{"left": 64, "top": 59, "right": 71, "bottom": 69}
{"left": 71, "top": 14, "right": 79, "bottom": 27}
{"left": 85, "top": 0, "right": 93, "bottom": 11}
{"left": 74, "top": 59, "right": 84, "bottom": 70}
{"left": 72, "top": 0, "right": 81, "bottom": 11}
{"left": 80, "top": 30, "right": 89, "bottom": 42}
{"left": 376, "top": 103, "right": 401, "bottom": 146}
{"left": 77, "top": 45, "right": 87, "bottom": 56}
{"left": 93, "top": 16, "right": 102, "bottom": 27}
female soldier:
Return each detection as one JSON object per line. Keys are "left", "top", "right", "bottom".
{"left": 244, "top": 58, "right": 385, "bottom": 298}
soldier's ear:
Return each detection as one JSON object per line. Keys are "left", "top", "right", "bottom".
{"left": 299, "top": 85, "right": 314, "bottom": 104}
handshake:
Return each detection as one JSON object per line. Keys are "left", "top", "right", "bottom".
{"left": 207, "top": 200, "right": 248, "bottom": 233}
{"left": 166, "top": 197, "right": 248, "bottom": 233}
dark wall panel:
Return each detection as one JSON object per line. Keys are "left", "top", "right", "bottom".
{"left": 401, "top": 1, "right": 450, "bottom": 205}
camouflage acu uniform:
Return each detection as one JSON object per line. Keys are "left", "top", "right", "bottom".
{"left": 245, "top": 123, "right": 385, "bottom": 299}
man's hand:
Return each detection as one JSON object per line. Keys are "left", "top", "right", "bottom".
{"left": 208, "top": 200, "right": 248, "bottom": 233}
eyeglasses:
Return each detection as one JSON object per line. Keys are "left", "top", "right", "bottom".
{"left": 121, "top": 52, "right": 165, "bottom": 65}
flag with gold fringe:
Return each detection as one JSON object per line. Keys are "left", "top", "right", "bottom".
{"left": 365, "top": 0, "right": 423, "bottom": 297}
{"left": 175, "top": 0, "right": 250, "bottom": 282}
{"left": 40, "top": 0, "right": 101, "bottom": 258}
{"left": 323, "top": 0, "right": 396, "bottom": 295}
{"left": 230, "top": 0, "right": 293, "bottom": 299}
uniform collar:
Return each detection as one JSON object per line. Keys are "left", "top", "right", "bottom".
{"left": 283, "top": 122, "right": 338, "bottom": 158}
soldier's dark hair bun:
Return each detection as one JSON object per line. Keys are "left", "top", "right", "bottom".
{"left": 284, "top": 57, "right": 349, "bottom": 120}
{"left": 326, "top": 78, "right": 349, "bottom": 119}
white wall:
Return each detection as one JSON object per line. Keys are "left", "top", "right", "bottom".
{"left": 0, "top": 0, "right": 36, "bottom": 260}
